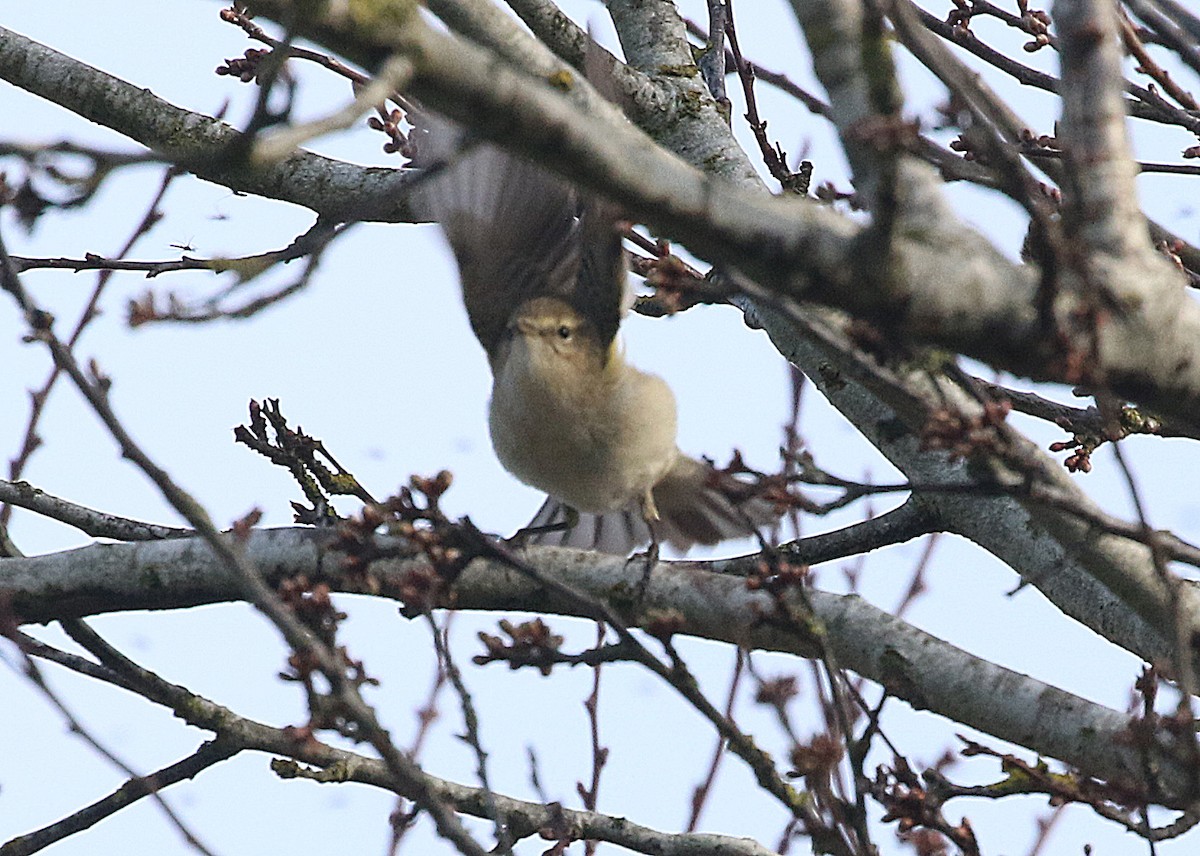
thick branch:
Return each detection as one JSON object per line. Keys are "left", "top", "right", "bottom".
{"left": 229, "top": 0, "right": 1194, "bottom": 691}
{"left": 1, "top": 527, "right": 1194, "bottom": 806}
{"left": 0, "top": 26, "right": 416, "bottom": 223}
{"left": 253, "top": 3, "right": 1200, "bottom": 425}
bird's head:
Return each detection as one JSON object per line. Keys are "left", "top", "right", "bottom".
{"left": 503, "top": 296, "right": 618, "bottom": 382}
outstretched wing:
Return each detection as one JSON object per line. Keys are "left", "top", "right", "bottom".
{"left": 409, "top": 112, "right": 626, "bottom": 356}
{"left": 571, "top": 196, "right": 626, "bottom": 350}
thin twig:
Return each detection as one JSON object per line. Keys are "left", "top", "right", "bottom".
{"left": 0, "top": 224, "right": 491, "bottom": 856}
{"left": 0, "top": 478, "right": 192, "bottom": 540}
{"left": 427, "top": 611, "right": 511, "bottom": 854}
{"left": 1, "top": 621, "right": 220, "bottom": 856}
{"left": 685, "top": 649, "right": 745, "bottom": 832}
{"left": 578, "top": 623, "right": 608, "bottom": 856}
{"left": 1, "top": 166, "right": 180, "bottom": 529}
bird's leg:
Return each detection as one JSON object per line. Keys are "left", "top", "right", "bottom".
{"left": 629, "top": 491, "right": 661, "bottom": 603}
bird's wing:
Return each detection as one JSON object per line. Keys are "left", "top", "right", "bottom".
{"left": 409, "top": 114, "right": 580, "bottom": 355}
{"left": 521, "top": 457, "right": 781, "bottom": 555}
{"left": 410, "top": 112, "right": 627, "bottom": 354}
{"left": 651, "top": 455, "right": 782, "bottom": 549}
{"left": 570, "top": 197, "right": 627, "bottom": 349}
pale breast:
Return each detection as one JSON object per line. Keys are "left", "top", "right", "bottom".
{"left": 489, "top": 359, "right": 679, "bottom": 513}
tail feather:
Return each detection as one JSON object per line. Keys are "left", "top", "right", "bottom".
{"left": 521, "top": 456, "right": 780, "bottom": 556}
{"left": 651, "top": 455, "right": 780, "bottom": 551}
{"left": 524, "top": 496, "right": 652, "bottom": 555}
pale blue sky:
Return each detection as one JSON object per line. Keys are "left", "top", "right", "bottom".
{"left": 2, "top": 2, "right": 1199, "bottom": 854}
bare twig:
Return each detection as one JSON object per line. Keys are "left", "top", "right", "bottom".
{"left": 2, "top": 166, "right": 180, "bottom": 529}
{"left": 0, "top": 225, "right": 491, "bottom": 856}
{"left": 1, "top": 621, "right": 219, "bottom": 856}
{"left": 686, "top": 649, "right": 745, "bottom": 832}
{"left": 578, "top": 623, "right": 609, "bottom": 856}
{"left": 0, "top": 478, "right": 192, "bottom": 541}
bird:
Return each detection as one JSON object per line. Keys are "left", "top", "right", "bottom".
{"left": 409, "top": 112, "right": 780, "bottom": 555}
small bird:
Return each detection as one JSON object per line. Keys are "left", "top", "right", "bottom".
{"left": 411, "top": 114, "right": 778, "bottom": 555}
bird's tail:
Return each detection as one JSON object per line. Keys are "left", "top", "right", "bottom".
{"left": 523, "top": 497, "right": 654, "bottom": 556}
{"left": 650, "top": 454, "right": 781, "bottom": 552}
{"left": 522, "top": 456, "right": 780, "bottom": 555}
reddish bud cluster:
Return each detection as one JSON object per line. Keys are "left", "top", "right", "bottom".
{"left": 788, "top": 733, "right": 844, "bottom": 780}
{"left": 367, "top": 108, "right": 413, "bottom": 156}
{"left": 872, "top": 757, "right": 977, "bottom": 853}
{"left": 919, "top": 399, "right": 1012, "bottom": 461}
{"left": 215, "top": 48, "right": 269, "bottom": 83}
{"left": 754, "top": 675, "right": 799, "bottom": 707}
{"left": 1048, "top": 431, "right": 1098, "bottom": 473}
{"left": 1019, "top": 127, "right": 1060, "bottom": 151}
{"left": 1020, "top": 8, "right": 1053, "bottom": 52}
{"left": 474, "top": 618, "right": 565, "bottom": 676}
{"left": 277, "top": 574, "right": 345, "bottom": 647}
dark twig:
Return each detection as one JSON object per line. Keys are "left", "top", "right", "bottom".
{"left": 0, "top": 478, "right": 192, "bottom": 541}
{"left": 686, "top": 649, "right": 745, "bottom": 832}
{"left": 12, "top": 253, "right": 245, "bottom": 276}
{"left": 0, "top": 738, "right": 235, "bottom": 856}
{"left": 723, "top": 1, "right": 810, "bottom": 192}
{"left": 711, "top": 500, "right": 939, "bottom": 576}
{"left": 972, "top": 378, "right": 1198, "bottom": 470}
{"left": 1024, "top": 803, "right": 1067, "bottom": 856}
{"left": 0, "top": 140, "right": 155, "bottom": 167}
{"left": 893, "top": 531, "right": 942, "bottom": 621}
{"left": 1, "top": 166, "right": 180, "bottom": 529}
{"left": 1143, "top": 0, "right": 1200, "bottom": 43}
{"left": 0, "top": 141, "right": 161, "bottom": 229}
{"left": 1021, "top": 144, "right": 1200, "bottom": 176}
{"left": 1, "top": 621, "right": 219, "bottom": 856}
{"left": 1119, "top": 9, "right": 1199, "bottom": 111}
{"left": 781, "top": 365, "right": 806, "bottom": 543}
{"left": 125, "top": 219, "right": 345, "bottom": 326}
{"left": 578, "top": 623, "right": 608, "bottom": 856}
{"left": 388, "top": 615, "right": 453, "bottom": 854}
{"left": 913, "top": 1, "right": 1200, "bottom": 134}
{"left": 8, "top": 631, "right": 136, "bottom": 690}
{"left": 427, "top": 612, "right": 511, "bottom": 854}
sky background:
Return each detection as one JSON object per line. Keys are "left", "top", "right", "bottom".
{"left": 2, "top": 1, "right": 1200, "bottom": 854}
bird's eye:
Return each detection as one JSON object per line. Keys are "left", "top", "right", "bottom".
{"left": 557, "top": 325, "right": 572, "bottom": 340}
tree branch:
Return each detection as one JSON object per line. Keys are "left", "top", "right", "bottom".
{"left": 0, "top": 26, "right": 417, "bottom": 223}
{"left": 2, "top": 526, "right": 1196, "bottom": 806}
{"left": 0, "top": 478, "right": 193, "bottom": 540}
